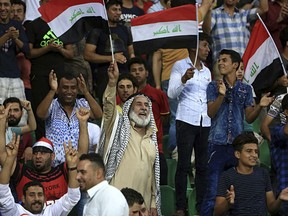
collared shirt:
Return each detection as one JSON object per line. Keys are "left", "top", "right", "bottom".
{"left": 45, "top": 98, "right": 90, "bottom": 167}
{"left": 84, "top": 180, "right": 129, "bottom": 216}
{"left": 270, "top": 126, "right": 288, "bottom": 194}
{"left": 210, "top": 6, "right": 257, "bottom": 61}
{"left": 0, "top": 184, "right": 80, "bottom": 216}
{"left": 168, "top": 57, "right": 211, "bottom": 127}
{"left": 207, "top": 79, "right": 254, "bottom": 145}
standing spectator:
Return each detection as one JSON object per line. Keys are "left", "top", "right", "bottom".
{"left": 214, "top": 132, "right": 288, "bottom": 216}
{"left": 121, "top": 0, "right": 144, "bottom": 27}
{"left": 168, "top": 33, "right": 212, "bottom": 215}
{"left": 76, "top": 153, "right": 129, "bottom": 215}
{"left": 202, "top": 0, "right": 268, "bottom": 78}
{"left": 201, "top": 49, "right": 274, "bottom": 215}
{"left": 10, "top": 0, "right": 32, "bottom": 102}
{"left": 84, "top": 0, "right": 135, "bottom": 105}
{"left": 98, "top": 62, "right": 160, "bottom": 215}
{"left": 36, "top": 71, "right": 102, "bottom": 167}
{"left": 0, "top": 0, "right": 29, "bottom": 104}
{"left": 25, "top": 0, "right": 74, "bottom": 139}
{"left": 129, "top": 57, "right": 170, "bottom": 185}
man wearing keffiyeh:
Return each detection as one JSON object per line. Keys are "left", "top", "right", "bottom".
{"left": 98, "top": 62, "right": 161, "bottom": 216}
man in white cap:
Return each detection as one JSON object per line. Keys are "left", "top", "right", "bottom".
{"left": 0, "top": 105, "right": 90, "bottom": 205}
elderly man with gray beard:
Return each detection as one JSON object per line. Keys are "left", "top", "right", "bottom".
{"left": 98, "top": 62, "right": 160, "bottom": 216}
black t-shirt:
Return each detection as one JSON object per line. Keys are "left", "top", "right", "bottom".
{"left": 25, "top": 18, "right": 67, "bottom": 77}
{"left": 217, "top": 167, "right": 272, "bottom": 216}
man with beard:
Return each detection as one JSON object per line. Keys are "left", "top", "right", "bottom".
{"left": 98, "top": 62, "right": 160, "bottom": 216}
{"left": 84, "top": 0, "right": 135, "bottom": 105}
{"left": 0, "top": 104, "right": 89, "bottom": 205}
{"left": 3, "top": 97, "right": 36, "bottom": 161}
{"left": 37, "top": 71, "right": 102, "bottom": 167}
{"left": 0, "top": 128, "right": 80, "bottom": 216}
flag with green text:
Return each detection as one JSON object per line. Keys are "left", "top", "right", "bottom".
{"left": 242, "top": 16, "right": 286, "bottom": 98}
{"left": 39, "top": 0, "right": 107, "bottom": 44}
{"left": 130, "top": 4, "right": 198, "bottom": 54}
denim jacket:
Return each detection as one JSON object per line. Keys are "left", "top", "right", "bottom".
{"left": 207, "top": 79, "right": 254, "bottom": 145}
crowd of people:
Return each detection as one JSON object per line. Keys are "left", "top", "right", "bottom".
{"left": 0, "top": 0, "right": 288, "bottom": 215}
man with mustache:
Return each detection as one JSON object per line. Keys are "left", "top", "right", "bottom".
{"left": 0, "top": 131, "right": 80, "bottom": 216}
{"left": 0, "top": 104, "right": 89, "bottom": 206}
{"left": 98, "top": 62, "right": 160, "bottom": 216}
{"left": 3, "top": 97, "right": 36, "bottom": 161}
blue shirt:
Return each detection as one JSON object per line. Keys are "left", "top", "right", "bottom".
{"left": 45, "top": 98, "right": 90, "bottom": 167}
{"left": 207, "top": 79, "right": 254, "bottom": 145}
{"left": 270, "top": 125, "right": 288, "bottom": 194}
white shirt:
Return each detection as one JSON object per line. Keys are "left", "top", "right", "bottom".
{"left": 168, "top": 57, "right": 211, "bottom": 127}
{"left": 0, "top": 184, "right": 80, "bottom": 216}
{"left": 88, "top": 122, "right": 101, "bottom": 153}
{"left": 84, "top": 180, "right": 129, "bottom": 216}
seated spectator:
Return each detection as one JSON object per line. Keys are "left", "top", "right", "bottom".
{"left": 0, "top": 130, "right": 80, "bottom": 216}
{"left": 214, "top": 132, "right": 288, "bottom": 216}
{"left": 121, "top": 187, "right": 149, "bottom": 216}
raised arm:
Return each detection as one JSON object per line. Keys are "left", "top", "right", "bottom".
{"left": 63, "top": 141, "right": 79, "bottom": 188}
{"left": 152, "top": 50, "right": 163, "bottom": 90}
{"left": 256, "top": 0, "right": 268, "bottom": 15}
{"left": 36, "top": 70, "right": 57, "bottom": 119}
{"left": 0, "top": 104, "right": 11, "bottom": 165}
{"left": 19, "top": 100, "right": 36, "bottom": 134}
{"left": 77, "top": 74, "right": 102, "bottom": 119}
{"left": 76, "top": 107, "right": 90, "bottom": 156}
{"left": 266, "top": 188, "right": 288, "bottom": 214}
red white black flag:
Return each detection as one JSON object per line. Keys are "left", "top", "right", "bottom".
{"left": 242, "top": 16, "right": 286, "bottom": 97}
{"left": 131, "top": 4, "right": 198, "bottom": 54}
{"left": 39, "top": 0, "right": 107, "bottom": 44}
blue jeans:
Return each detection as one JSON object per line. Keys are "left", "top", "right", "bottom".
{"left": 162, "top": 80, "right": 178, "bottom": 150}
{"left": 175, "top": 120, "right": 210, "bottom": 212}
{"left": 200, "top": 145, "right": 237, "bottom": 216}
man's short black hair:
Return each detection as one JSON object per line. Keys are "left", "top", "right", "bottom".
{"left": 199, "top": 32, "right": 212, "bottom": 45}
{"left": 117, "top": 73, "right": 139, "bottom": 89}
{"left": 3, "top": 97, "right": 22, "bottom": 111}
{"left": 23, "top": 181, "right": 45, "bottom": 197}
{"left": 219, "top": 49, "right": 242, "bottom": 70}
{"left": 171, "top": 0, "right": 195, "bottom": 8}
{"left": 280, "top": 27, "right": 288, "bottom": 49}
{"left": 105, "top": 0, "right": 122, "bottom": 9}
{"left": 128, "top": 57, "right": 148, "bottom": 71}
{"left": 79, "top": 153, "right": 105, "bottom": 172}
{"left": 121, "top": 187, "right": 145, "bottom": 207}
{"left": 57, "top": 73, "right": 78, "bottom": 85}
{"left": 11, "top": 0, "right": 26, "bottom": 13}
{"left": 232, "top": 131, "right": 258, "bottom": 152}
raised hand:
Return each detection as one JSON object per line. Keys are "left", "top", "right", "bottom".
{"left": 5, "top": 133, "right": 20, "bottom": 158}
{"left": 49, "top": 70, "right": 58, "bottom": 91}
{"left": 77, "top": 74, "right": 89, "bottom": 95}
{"left": 0, "top": 104, "right": 11, "bottom": 121}
{"left": 279, "top": 187, "right": 288, "bottom": 201}
{"left": 20, "top": 100, "right": 32, "bottom": 112}
{"left": 63, "top": 141, "right": 78, "bottom": 168}
{"left": 107, "top": 61, "right": 119, "bottom": 87}
{"left": 226, "top": 185, "right": 235, "bottom": 205}
{"left": 76, "top": 107, "right": 90, "bottom": 122}
{"left": 114, "top": 52, "right": 127, "bottom": 64}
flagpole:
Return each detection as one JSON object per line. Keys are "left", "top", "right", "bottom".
{"left": 257, "top": 14, "right": 287, "bottom": 75}
{"left": 193, "top": 3, "right": 199, "bottom": 66}
{"left": 103, "top": 0, "right": 115, "bottom": 63}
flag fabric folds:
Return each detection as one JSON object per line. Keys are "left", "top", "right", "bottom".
{"left": 242, "top": 17, "right": 286, "bottom": 98}
{"left": 39, "top": 0, "right": 107, "bottom": 44}
{"left": 131, "top": 4, "right": 198, "bottom": 54}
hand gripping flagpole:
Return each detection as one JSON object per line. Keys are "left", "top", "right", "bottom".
{"left": 103, "top": 0, "right": 115, "bottom": 63}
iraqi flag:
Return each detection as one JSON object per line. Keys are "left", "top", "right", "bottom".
{"left": 39, "top": 0, "right": 107, "bottom": 44}
{"left": 242, "top": 16, "right": 286, "bottom": 98}
{"left": 131, "top": 4, "right": 198, "bottom": 54}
